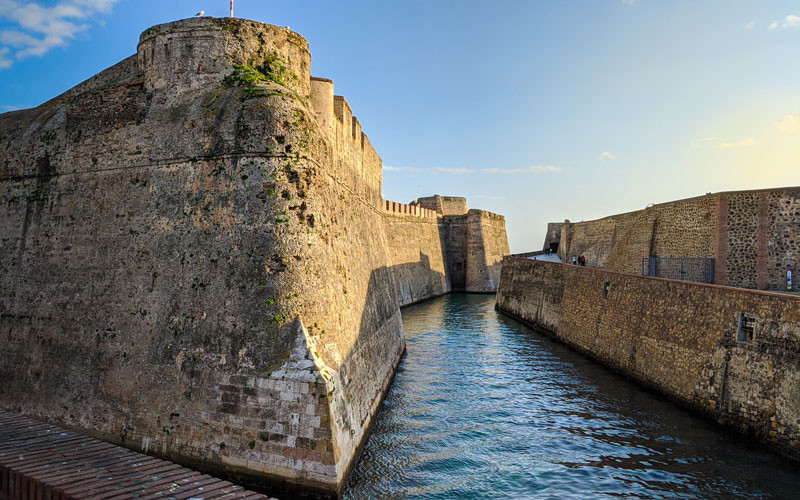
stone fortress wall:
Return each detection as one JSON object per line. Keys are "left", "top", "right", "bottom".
{"left": 383, "top": 199, "right": 437, "bottom": 219}
{"left": 0, "top": 17, "right": 509, "bottom": 498}
{"left": 501, "top": 186, "right": 800, "bottom": 460}
{"left": 496, "top": 257, "right": 800, "bottom": 459}
{"left": 553, "top": 187, "right": 800, "bottom": 291}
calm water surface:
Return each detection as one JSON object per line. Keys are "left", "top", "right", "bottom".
{"left": 343, "top": 294, "right": 800, "bottom": 499}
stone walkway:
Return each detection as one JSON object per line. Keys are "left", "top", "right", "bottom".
{"left": 0, "top": 410, "right": 277, "bottom": 500}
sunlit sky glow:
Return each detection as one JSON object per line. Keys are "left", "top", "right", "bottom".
{"left": 1, "top": 0, "right": 798, "bottom": 252}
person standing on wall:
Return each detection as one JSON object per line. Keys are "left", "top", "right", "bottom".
{"left": 788, "top": 264, "right": 793, "bottom": 291}
{"left": 572, "top": 256, "right": 577, "bottom": 266}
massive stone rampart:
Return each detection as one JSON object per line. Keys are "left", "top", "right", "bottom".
{"left": 0, "top": 17, "right": 509, "bottom": 497}
{"left": 496, "top": 257, "right": 800, "bottom": 459}
{"left": 554, "top": 187, "right": 800, "bottom": 290}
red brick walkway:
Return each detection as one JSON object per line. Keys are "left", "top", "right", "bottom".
{"left": 0, "top": 411, "right": 277, "bottom": 500}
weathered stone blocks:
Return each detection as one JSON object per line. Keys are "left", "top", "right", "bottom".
{"left": 496, "top": 257, "right": 800, "bottom": 459}
{"left": 554, "top": 188, "right": 800, "bottom": 291}
{"left": 0, "top": 16, "right": 509, "bottom": 497}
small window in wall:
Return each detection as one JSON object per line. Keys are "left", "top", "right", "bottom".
{"left": 602, "top": 282, "right": 611, "bottom": 299}
{"left": 737, "top": 313, "right": 755, "bottom": 343}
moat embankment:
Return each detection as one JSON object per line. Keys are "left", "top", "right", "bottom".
{"left": 345, "top": 294, "right": 800, "bottom": 499}
{"left": 496, "top": 257, "right": 800, "bottom": 462}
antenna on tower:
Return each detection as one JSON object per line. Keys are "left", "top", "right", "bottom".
{"left": 230, "top": 0, "right": 234, "bottom": 17}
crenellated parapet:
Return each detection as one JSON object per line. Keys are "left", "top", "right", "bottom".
{"left": 308, "top": 78, "right": 383, "bottom": 205}
{"left": 383, "top": 199, "right": 437, "bottom": 219}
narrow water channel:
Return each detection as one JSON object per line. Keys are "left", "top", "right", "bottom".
{"left": 343, "top": 293, "right": 800, "bottom": 499}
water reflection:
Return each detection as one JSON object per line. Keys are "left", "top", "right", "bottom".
{"left": 344, "top": 294, "right": 800, "bottom": 499}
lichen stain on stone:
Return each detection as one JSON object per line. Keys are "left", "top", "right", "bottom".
{"left": 155, "top": 217, "right": 175, "bottom": 233}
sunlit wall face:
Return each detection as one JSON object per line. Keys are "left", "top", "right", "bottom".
{"left": 1, "top": 0, "right": 798, "bottom": 253}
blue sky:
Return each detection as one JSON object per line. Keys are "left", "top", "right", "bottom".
{"left": 1, "top": 0, "right": 799, "bottom": 252}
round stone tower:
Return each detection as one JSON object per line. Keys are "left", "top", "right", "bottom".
{"left": 137, "top": 17, "right": 311, "bottom": 104}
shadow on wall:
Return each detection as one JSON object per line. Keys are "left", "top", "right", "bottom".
{"left": 466, "top": 216, "right": 491, "bottom": 291}
{"left": 213, "top": 250, "right": 445, "bottom": 498}
{"left": 465, "top": 213, "right": 505, "bottom": 292}
{"left": 0, "top": 249, "right": 447, "bottom": 500}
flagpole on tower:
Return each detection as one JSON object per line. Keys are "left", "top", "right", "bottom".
{"left": 230, "top": 0, "right": 234, "bottom": 17}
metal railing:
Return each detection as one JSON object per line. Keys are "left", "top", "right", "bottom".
{"left": 642, "top": 257, "right": 715, "bottom": 284}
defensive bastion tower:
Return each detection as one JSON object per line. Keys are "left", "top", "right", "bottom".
{"left": 0, "top": 17, "right": 509, "bottom": 497}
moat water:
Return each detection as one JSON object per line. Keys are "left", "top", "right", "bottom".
{"left": 343, "top": 293, "right": 800, "bottom": 499}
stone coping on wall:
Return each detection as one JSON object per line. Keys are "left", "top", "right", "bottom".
{"left": 506, "top": 256, "right": 800, "bottom": 301}
{"left": 468, "top": 209, "right": 505, "bottom": 220}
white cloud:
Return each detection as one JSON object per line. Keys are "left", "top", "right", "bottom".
{"left": 622, "top": 0, "right": 638, "bottom": 5}
{"left": 72, "top": 0, "right": 116, "bottom": 12}
{"left": 768, "top": 14, "right": 800, "bottom": 30}
{"left": 786, "top": 14, "right": 800, "bottom": 27}
{"left": 0, "top": 0, "right": 117, "bottom": 68}
{"left": 601, "top": 151, "right": 616, "bottom": 160}
{"left": 0, "top": 46, "right": 11, "bottom": 69}
{"left": 475, "top": 195, "right": 506, "bottom": 201}
{"left": 691, "top": 136, "right": 717, "bottom": 149}
{"left": 384, "top": 165, "right": 562, "bottom": 175}
{"left": 693, "top": 137, "right": 757, "bottom": 150}
{"left": 384, "top": 165, "right": 423, "bottom": 173}
{"left": 776, "top": 114, "right": 800, "bottom": 133}
{"left": 719, "top": 138, "right": 755, "bottom": 149}
{"left": 745, "top": 21, "right": 755, "bottom": 30}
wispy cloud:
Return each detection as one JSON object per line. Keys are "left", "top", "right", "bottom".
{"left": 0, "top": 103, "right": 27, "bottom": 112}
{"left": 601, "top": 151, "right": 616, "bottom": 160}
{"left": 0, "top": 0, "right": 117, "bottom": 69}
{"left": 693, "top": 136, "right": 756, "bottom": 150}
{"left": 691, "top": 136, "right": 717, "bottom": 149}
{"left": 622, "top": 0, "right": 638, "bottom": 5}
{"left": 462, "top": 165, "right": 561, "bottom": 174}
{"left": 745, "top": 21, "right": 756, "bottom": 31}
{"left": 475, "top": 195, "right": 507, "bottom": 201}
{"left": 719, "top": 138, "right": 755, "bottom": 149}
{"left": 0, "top": 46, "right": 11, "bottom": 69}
{"left": 768, "top": 14, "right": 800, "bottom": 30}
{"left": 383, "top": 165, "right": 423, "bottom": 173}
{"left": 776, "top": 114, "right": 800, "bottom": 133}
{"left": 384, "top": 165, "right": 561, "bottom": 175}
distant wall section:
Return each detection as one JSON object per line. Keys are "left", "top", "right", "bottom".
{"left": 464, "top": 210, "right": 510, "bottom": 292}
{"left": 553, "top": 187, "right": 800, "bottom": 290}
{"left": 414, "top": 195, "right": 468, "bottom": 216}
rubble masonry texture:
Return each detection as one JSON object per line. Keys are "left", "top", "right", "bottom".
{"left": 496, "top": 257, "right": 800, "bottom": 459}
{"left": 0, "top": 18, "right": 509, "bottom": 496}
{"left": 555, "top": 187, "right": 800, "bottom": 291}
